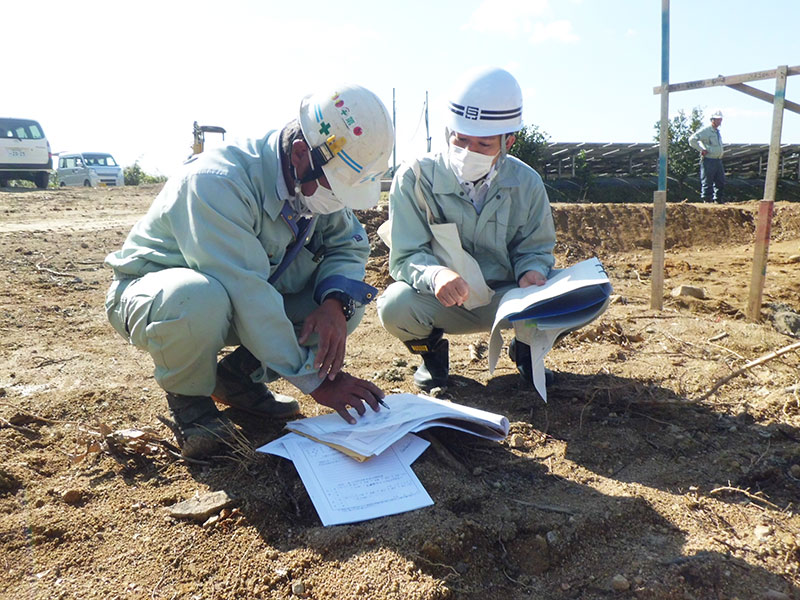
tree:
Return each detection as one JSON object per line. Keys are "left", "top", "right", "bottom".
{"left": 124, "top": 161, "right": 167, "bottom": 186}
{"left": 655, "top": 107, "right": 704, "bottom": 197}
{"left": 509, "top": 125, "right": 550, "bottom": 174}
{"left": 574, "top": 149, "right": 594, "bottom": 201}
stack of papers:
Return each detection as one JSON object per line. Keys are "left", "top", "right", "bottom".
{"left": 284, "top": 392, "right": 509, "bottom": 461}
{"left": 257, "top": 394, "right": 509, "bottom": 526}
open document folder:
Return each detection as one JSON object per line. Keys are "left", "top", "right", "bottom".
{"left": 488, "top": 257, "right": 612, "bottom": 402}
{"left": 283, "top": 393, "right": 510, "bottom": 461}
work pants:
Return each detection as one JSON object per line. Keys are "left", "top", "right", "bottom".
{"left": 700, "top": 157, "right": 725, "bottom": 202}
{"left": 376, "top": 280, "right": 518, "bottom": 342}
{"left": 105, "top": 268, "right": 364, "bottom": 396}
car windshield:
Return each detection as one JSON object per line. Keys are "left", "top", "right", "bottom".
{"left": 83, "top": 154, "right": 118, "bottom": 167}
{"left": 0, "top": 119, "right": 45, "bottom": 140}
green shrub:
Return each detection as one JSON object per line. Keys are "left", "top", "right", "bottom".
{"left": 124, "top": 162, "right": 167, "bottom": 186}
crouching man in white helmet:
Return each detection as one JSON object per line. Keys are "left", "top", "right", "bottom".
{"left": 105, "top": 84, "right": 394, "bottom": 458}
{"left": 378, "top": 67, "right": 556, "bottom": 391}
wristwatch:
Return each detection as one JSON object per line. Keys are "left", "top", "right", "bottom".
{"left": 323, "top": 291, "right": 356, "bottom": 321}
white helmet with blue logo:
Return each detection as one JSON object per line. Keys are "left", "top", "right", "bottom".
{"left": 298, "top": 84, "right": 394, "bottom": 210}
{"left": 446, "top": 67, "right": 523, "bottom": 137}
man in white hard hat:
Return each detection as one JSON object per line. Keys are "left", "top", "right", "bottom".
{"left": 105, "top": 84, "right": 394, "bottom": 458}
{"left": 689, "top": 110, "right": 725, "bottom": 203}
{"left": 377, "top": 67, "right": 557, "bottom": 391}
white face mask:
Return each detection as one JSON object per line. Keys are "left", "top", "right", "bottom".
{"left": 300, "top": 184, "right": 345, "bottom": 214}
{"left": 447, "top": 144, "right": 497, "bottom": 182}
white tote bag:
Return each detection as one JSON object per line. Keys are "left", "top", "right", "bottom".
{"left": 378, "top": 162, "right": 494, "bottom": 310}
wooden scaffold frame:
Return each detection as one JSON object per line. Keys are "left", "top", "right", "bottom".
{"left": 651, "top": 0, "right": 799, "bottom": 321}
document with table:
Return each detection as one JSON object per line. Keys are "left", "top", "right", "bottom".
{"left": 257, "top": 394, "right": 509, "bottom": 526}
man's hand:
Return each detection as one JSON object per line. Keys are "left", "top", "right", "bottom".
{"left": 298, "top": 298, "right": 348, "bottom": 380}
{"left": 310, "top": 372, "right": 385, "bottom": 424}
{"left": 518, "top": 269, "right": 547, "bottom": 288}
{"left": 433, "top": 268, "right": 470, "bottom": 307}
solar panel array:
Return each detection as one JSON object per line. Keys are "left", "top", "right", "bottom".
{"left": 541, "top": 142, "right": 800, "bottom": 179}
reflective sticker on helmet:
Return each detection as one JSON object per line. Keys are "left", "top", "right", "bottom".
{"left": 338, "top": 150, "right": 363, "bottom": 173}
{"left": 314, "top": 104, "right": 323, "bottom": 122}
{"left": 465, "top": 106, "right": 480, "bottom": 120}
{"left": 358, "top": 170, "right": 381, "bottom": 183}
{"left": 353, "top": 126, "right": 363, "bottom": 136}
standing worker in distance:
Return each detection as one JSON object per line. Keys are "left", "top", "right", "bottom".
{"left": 689, "top": 110, "right": 726, "bottom": 203}
{"left": 105, "top": 84, "right": 394, "bottom": 458}
{"left": 377, "top": 67, "right": 557, "bottom": 391}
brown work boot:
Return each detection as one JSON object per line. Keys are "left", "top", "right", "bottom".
{"left": 212, "top": 347, "right": 300, "bottom": 419}
{"left": 165, "top": 393, "right": 236, "bottom": 459}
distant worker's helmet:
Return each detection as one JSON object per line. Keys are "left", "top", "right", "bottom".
{"left": 298, "top": 84, "right": 394, "bottom": 210}
{"left": 446, "top": 67, "right": 523, "bottom": 137}
{"left": 711, "top": 110, "right": 724, "bottom": 120}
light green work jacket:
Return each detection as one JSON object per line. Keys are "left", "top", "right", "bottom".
{"left": 105, "top": 131, "right": 372, "bottom": 393}
{"left": 387, "top": 153, "right": 556, "bottom": 295}
{"left": 689, "top": 125, "right": 724, "bottom": 159}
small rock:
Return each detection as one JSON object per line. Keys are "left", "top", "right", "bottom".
{"left": 671, "top": 284, "right": 707, "bottom": 300}
{"left": 472, "top": 466, "right": 483, "bottom": 476}
{"left": 291, "top": 580, "right": 306, "bottom": 596}
{"left": 509, "top": 434, "right": 526, "bottom": 449}
{"left": 61, "top": 489, "right": 84, "bottom": 505}
{"left": 611, "top": 574, "right": 630, "bottom": 591}
{"left": 609, "top": 294, "right": 627, "bottom": 305}
{"left": 754, "top": 524, "right": 772, "bottom": 541}
{"left": 167, "top": 490, "right": 234, "bottom": 521}
{"left": 763, "top": 591, "right": 790, "bottom": 600}
{"left": 421, "top": 540, "right": 444, "bottom": 562}
{"left": 787, "top": 255, "right": 800, "bottom": 263}
{"left": 789, "top": 464, "right": 800, "bottom": 478}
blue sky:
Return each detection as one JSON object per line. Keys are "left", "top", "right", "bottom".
{"left": 5, "top": 0, "right": 799, "bottom": 177}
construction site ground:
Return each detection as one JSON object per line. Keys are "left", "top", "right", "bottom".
{"left": 1, "top": 184, "right": 799, "bottom": 600}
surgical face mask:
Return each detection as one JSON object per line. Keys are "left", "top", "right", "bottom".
{"left": 447, "top": 144, "right": 497, "bottom": 182}
{"left": 300, "top": 183, "right": 345, "bottom": 215}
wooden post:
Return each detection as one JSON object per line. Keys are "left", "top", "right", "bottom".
{"left": 746, "top": 65, "right": 787, "bottom": 322}
{"left": 651, "top": 0, "right": 669, "bottom": 310}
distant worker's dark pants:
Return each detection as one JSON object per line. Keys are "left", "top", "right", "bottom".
{"left": 700, "top": 157, "right": 725, "bottom": 202}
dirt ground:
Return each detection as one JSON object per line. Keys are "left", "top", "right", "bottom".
{"left": 1, "top": 184, "right": 799, "bottom": 600}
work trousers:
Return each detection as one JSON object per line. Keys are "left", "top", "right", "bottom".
{"left": 105, "top": 268, "right": 364, "bottom": 396}
{"left": 700, "top": 157, "right": 725, "bottom": 202}
{"left": 376, "top": 280, "right": 518, "bottom": 342}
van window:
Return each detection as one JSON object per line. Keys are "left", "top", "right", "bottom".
{"left": 1, "top": 119, "right": 45, "bottom": 140}
{"left": 83, "top": 153, "right": 118, "bottom": 167}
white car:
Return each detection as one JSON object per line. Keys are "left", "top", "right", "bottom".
{"left": 0, "top": 117, "right": 53, "bottom": 188}
{"left": 57, "top": 152, "right": 125, "bottom": 187}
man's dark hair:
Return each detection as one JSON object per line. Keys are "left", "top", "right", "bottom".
{"left": 279, "top": 119, "right": 306, "bottom": 159}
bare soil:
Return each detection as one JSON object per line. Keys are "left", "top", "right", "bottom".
{"left": 1, "top": 184, "right": 799, "bottom": 600}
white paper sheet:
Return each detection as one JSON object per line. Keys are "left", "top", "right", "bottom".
{"left": 488, "top": 257, "right": 612, "bottom": 401}
{"left": 258, "top": 433, "right": 433, "bottom": 526}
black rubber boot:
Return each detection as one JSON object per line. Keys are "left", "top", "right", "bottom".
{"left": 508, "top": 338, "right": 554, "bottom": 387}
{"left": 165, "top": 393, "right": 235, "bottom": 459}
{"left": 212, "top": 346, "right": 300, "bottom": 419}
{"left": 404, "top": 329, "right": 450, "bottom": 391}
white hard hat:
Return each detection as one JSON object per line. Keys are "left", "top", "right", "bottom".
{"left": 711, "top": 110, "right": 724, "bottom": 119}
{"left": 446, "top": 67, "right": 523, "bottom": 137}
{"left": 298, "top": 84, "right": 394, "bottom": 210}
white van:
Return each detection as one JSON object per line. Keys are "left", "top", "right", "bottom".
{"left": 0, "top": 117, "right": 53, "bottom": 188}
{"left": 57, "top": 152, "right": 124, "bottom": 187}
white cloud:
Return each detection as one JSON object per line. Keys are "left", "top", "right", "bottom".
{"left": 462, "top": 0, "right": 550, "bottom": 36}
{"left": 529, "top": 20, "right": 579, "bottom": 44}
